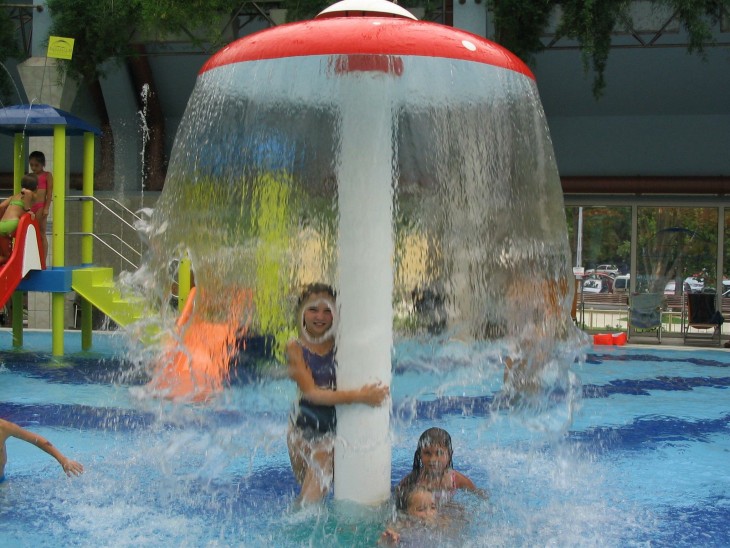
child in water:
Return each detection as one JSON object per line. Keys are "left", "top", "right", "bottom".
{"left": 0, "top": 173, "right": 38, "bottom": 264}
{"left": 0, "top": 418, "right": 84, "bottom": 481}
{"left": 286, "top": 283, "right": 389, "bottom": 504}
{"left": 380, "top": 487, "right": 438, "bottom": 545}
{"left": 395, "top": 427, "right": 484, "bottom": 506}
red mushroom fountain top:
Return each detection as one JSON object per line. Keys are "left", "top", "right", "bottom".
{"left": 200, "top": 0, "right": 532, "bottom": 79}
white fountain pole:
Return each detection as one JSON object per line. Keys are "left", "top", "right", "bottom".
{"left": 334, "top": 73, "right": 394, "bottom": 505}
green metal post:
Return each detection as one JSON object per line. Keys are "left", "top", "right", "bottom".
{"left": 178, "top": 256, "right": 192, "bottom": 313}
{"left": 51, "top": 126, "right": 66, "bottom": 356}
{"left": 81, "top": 132, "right": 95, "bottom": 350}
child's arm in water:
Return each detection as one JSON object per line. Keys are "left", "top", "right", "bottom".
{"left": 0, "top": 419, "right": 84, "bottom": 477}
{"left": 454, "top": 470, "right": 490, "bottom": 499}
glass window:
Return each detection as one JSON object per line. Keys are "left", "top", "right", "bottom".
{"left": 565, "top": 206, "right": 631, "bottom": 276}
{"left": 636, "top": 207, "right": 718, "bottom": 296}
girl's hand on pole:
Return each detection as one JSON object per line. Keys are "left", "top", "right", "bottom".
{"left": 359, "top": 382, "right": 389, "bottom": 406}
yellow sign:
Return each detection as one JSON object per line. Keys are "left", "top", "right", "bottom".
{"left": 47, "top": 36, "right": 75, "bottom": 60}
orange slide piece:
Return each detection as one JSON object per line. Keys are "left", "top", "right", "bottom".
{"left": 147, "top": 287, "right": 241, "bottom": 403}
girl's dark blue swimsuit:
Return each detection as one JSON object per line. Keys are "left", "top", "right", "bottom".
{"left": 294, "top": 343, "right": 337, "bottom": 434}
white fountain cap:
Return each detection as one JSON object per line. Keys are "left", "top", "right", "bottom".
{"left": 316, "top": 0, "right": 418, "bottom": 20}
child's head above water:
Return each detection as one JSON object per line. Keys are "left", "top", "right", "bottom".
{"left": 412, "top": 427, "right": 454, "bottom": 475}
{"left": 404, "top": 487, "right": 437, "bottom": 521}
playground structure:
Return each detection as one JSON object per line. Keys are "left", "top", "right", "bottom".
{"left": 0, "top": 103, "right": 192, "bottom": 356}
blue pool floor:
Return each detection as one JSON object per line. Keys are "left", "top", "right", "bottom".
{"left": 1, "top": 331, "right": 729, "bottom": 546}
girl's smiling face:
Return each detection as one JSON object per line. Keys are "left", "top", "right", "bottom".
{"left": 302, "top": 293, "right": 334, "bottom": 340}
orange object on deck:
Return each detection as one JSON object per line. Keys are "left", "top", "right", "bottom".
{"left": 593, "top": 333, "right": 613, "bottom": 346}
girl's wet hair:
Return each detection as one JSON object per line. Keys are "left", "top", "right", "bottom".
{"left": 297, "top": 283, "right": 336, "bottom": 308}
{"left": 411, "top": 427, "right": 453, "bottom": 473}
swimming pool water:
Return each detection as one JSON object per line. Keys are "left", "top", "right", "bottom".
{"left": 1, "top": 332, "right": 729, "bottom": 547}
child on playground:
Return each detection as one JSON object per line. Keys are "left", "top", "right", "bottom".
{"left": 0, "top": 418, "right": 84, "bottom": 481}
{"left": 0, "top": 173, "right": 38, "bottom": 264}
{"left": 28, "top": 150, "right": 53, "bottom": 256}
{"left": 286, "top": 282, "right": 389, "bottom": 504}
{"left": 394, "top": 427, "right": 484, "bottom": 506}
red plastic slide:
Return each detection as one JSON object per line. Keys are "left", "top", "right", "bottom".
{"left": 0, "top": 214, "right": 45, "bottom": 308}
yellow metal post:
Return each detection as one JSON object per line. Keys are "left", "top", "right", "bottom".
{"left": 51, "top": 126, "right": 66, "bottom": 356}
{"left": 178, "top": 256, "right": 192, "bottom": 312}
{"left": 81, "top": 131, "right": 95, "bottom": 350}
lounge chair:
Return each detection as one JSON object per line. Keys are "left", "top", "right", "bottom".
{"left": 683, "top": 293, "right": 723, "bottom": 346}
{"left": 627, "top": 292, "right": 665, "bottom": 342}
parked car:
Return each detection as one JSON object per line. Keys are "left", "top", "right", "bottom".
{"left": 684, "top": 276, "right": 705, "bottom": 293}
{"left": 585, "top": 264, "right": 619, "bottom": 278}
{"left": 664, "top": 276, "right": 706, "bottom": 295}
{"left": 581, "top": 278, "right": 604, "bottom": 293}
{"left": 613, "top": 274, "right": 630, "bottom": 293}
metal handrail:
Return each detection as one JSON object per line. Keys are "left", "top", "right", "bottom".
{"left": 97, "top": 197, "right": 143, "bottom": 222}
{"left": 66, "top": 231, "right": 139, "bottom": 269}
{"left": 65, "top": 195, "right": 144, "bottom": 271}
{"left": 65, "top": 195, "right": 141, "bottom": 232}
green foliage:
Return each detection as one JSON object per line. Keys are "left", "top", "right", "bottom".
{"left": 663, "top": 0, "right": 729, "bottom": 53}
{"left": 554, "top": 0, "right": 632, "bottom": 97}
{"left": 47, "top": 0, "right": 140, "bottom": 82}
{"left": 488, "top": 0, "right": 554, "bottom": 62}
{"left": 547, "top": 0, "right": 729, "bottom": 97}
{"left": 0, "top": 11, "right": 23, "bottom": 100}
{"left": 46, "top": 0, "right": 243, "bottom": 83}
{"left": 136, "top": 0, "right": 241, "bottom": 46}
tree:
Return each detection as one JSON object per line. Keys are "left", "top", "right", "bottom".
{"left": 45, "top": 0, "right": 240, "bottom": 189}
{"left": 46, "top": 0, "right": 140, "bottom": 188}
{"left": 0, "top": 8, "right": 24, "bottom": 101}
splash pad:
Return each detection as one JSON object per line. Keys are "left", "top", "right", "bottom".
{"left": 143, "top": 0, "right": 583, "bottom": 506}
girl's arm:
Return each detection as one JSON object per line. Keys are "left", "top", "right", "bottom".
{"left": 43, "top": 171, "right": 53, "bottom": 215}
{"left": 453, "top": 470, "right": 475, "bottom": 490}
{"left": 287, "top": 340, "right": 389, "bottom": 407}
{"left": 3, "top": 419, "right": 84, "bottom": 476}
{"left": 454, "top": 470, "right": 489, "bottom": 498}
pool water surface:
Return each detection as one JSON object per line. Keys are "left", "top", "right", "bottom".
{"left": 0, "top": 331, "right": 728, "bottom": 546}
